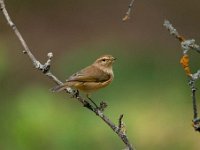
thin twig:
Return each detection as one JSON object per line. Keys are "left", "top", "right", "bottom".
{"left": 164, "top": 19, "right": 200, "bottom": 132}
{"left": 192, "top": 87, "right": 198, "bottom": 119}
{"left": 122, "top": 0, "right": 135, "bottom": 22}
{"left": 188, "top": 80, "right": 198, "bottom": 119}
{"left": 119, "top": 114, "right": 124, "bottom": 129}
{"left": 0, "top": 0, "right": 135, "bottom": 149}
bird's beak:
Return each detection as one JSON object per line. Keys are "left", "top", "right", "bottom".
{"left": 112, "top": 57, "right": 116, "bottom": 61}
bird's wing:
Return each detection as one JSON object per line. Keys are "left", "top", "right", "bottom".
{"left": 66, "top": 65, "right": 110, "bottom": 82}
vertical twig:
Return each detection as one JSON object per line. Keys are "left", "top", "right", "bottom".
{"left": 119, "top": 114, "right": 124, "bottom": 129}
{"left": 189, "top": 80, "right": 198, "bottom": 119}
{"left": 192, "top": 88, "right": 198, "bottom": 118}
{"left": 164, "top": 20, "right": 200, "bottom": 132}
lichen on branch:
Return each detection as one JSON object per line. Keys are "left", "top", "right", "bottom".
{"left": 164, "top": 19, "right": 200, "bottom": 132}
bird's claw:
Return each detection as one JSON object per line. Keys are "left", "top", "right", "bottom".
{"left": 72, "top": 90, "right": 79, "bottom": 98}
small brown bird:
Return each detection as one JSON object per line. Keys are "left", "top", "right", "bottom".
{"left": 51, "top": 55, "right": 115, "bottom": 99}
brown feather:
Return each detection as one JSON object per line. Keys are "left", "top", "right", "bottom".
{"left": 67, "top": 65, "right": 111, "bottom": 82}
{"left": 51, "top": 54, "right": 115, "bottom": 93}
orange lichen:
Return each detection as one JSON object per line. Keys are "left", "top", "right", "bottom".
{"left": 180, "top": 54, "right": 192, "bottom": 76}
{"left": 177, "top": 35, "right": 185, "bottom": 42}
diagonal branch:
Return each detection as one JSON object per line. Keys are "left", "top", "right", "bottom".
{"left": 0, "top": 0, "right": 136, "bottom": 149}
{"left": 122, "top": 0, "right": 135, "bottom": 22}
{"left": 163, "top": 20, "right": 200, "bottom": 54}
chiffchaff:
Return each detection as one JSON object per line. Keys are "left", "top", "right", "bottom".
{"left": 51, "top": 55, "right": 115, "bottom": 97}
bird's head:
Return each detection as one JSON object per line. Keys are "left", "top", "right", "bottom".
{"left": 94, "top": 55, "right": 116, "bottom": 68}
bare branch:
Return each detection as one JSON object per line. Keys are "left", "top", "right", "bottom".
{"left": 188, "top": 80, "right": 198, "bottom": 119}
{"left": 0, "top": 0, "right": 136, "bottom": 149}
{"left": 122, "top": 0, "right": 135, "bottom": 22}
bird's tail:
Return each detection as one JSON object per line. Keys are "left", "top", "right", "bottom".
{"left": 51, "top": 84, "right": 67, "bottom": 92}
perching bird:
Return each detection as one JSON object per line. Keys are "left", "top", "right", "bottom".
{"left": 51, "top": 55, "right": 115, "bottom": 103}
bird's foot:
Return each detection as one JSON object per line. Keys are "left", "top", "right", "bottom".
{"left": 72, "top": 90, "right": 79, "bottom": 98}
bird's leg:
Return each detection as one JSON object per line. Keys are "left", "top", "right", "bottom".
{"left": 86, "top": 94, "right": 99, "bottom": 108}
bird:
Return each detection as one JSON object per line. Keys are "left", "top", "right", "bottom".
{"left": 51, "top": 54, "right": 115, "bottom": 106}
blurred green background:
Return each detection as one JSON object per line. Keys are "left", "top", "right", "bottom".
{"left": 0, "top": 0, "right": 200, "bottom": 149}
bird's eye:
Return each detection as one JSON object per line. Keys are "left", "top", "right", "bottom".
{"left": 102, "top": 59, "right": 106, "bottom": 62}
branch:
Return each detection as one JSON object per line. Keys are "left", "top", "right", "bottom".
{"left": 163, "top": 20, "right": 200, "bottom": 54}
{"left": 164, "top": 20, "right": 200, "bottom": 132}
{"left": 0, "top": 0, "right": 136, "bottom": 149}
{"left": 122, "top": 0, "right": 135, "bottom": 22}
